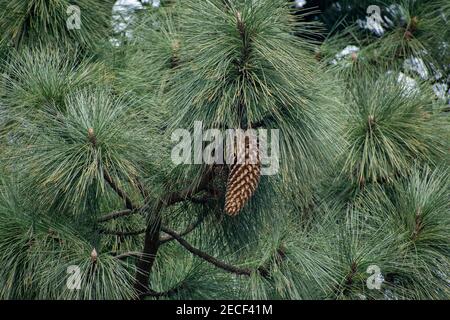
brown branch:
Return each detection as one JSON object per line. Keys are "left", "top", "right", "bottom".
{"left": 139, "top": 284, "right": 185, "bottom": 299}
{"left": 87, "top": 129, "right": 137, "bottom": 211}
{"left": 411, "top": 208, "right": 423, "bottom": 241}
{"left": 244, "top": 114, "right": 275, "bottom": 130}
{"left": 100, "top": 228, "right": 146, "bottom": 237}
{"left": 133, "top": 214, "right": 162, "bottom": 296}
{"left": 97, "top": 209, "right": 134, "bottom": 223}
{"left": 164, "top": 172, "right": 214, "bottom": 206}
{"left": 257, "top": 247, "right": 288, "bottom": 279}
{"left": 133, "top": 175, "right": 150, "bottom": 200}
{"left": 133, "top": 182, "right": 213, "bottom": 297}
{"left": 161, "top": 226, "right": 252, "bottom": 276}
{"left": 188, "top": 196, "right": 212, "bottom": 204}
{"left": 344, "top": 261, "right": 358, "bottom": 287}
{"left": 103, "top": 168, "right": 137, "bottom": 211}
{"left": 96, "top": 194, "right": 210, "bottom": 224}
{"left": 112, "top": 211, "right": 208, "bottom": 252}
{"left": 163, "top": 225, "right": 289, "bottom": 280}
{"left": 160, "top": 212, "right": 209, "bottom": 244}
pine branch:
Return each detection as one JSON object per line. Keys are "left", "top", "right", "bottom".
{"left": 96, "top": 195, "right": 211, "bottom": 224}
{"left": 163, "top": 226, "right": 289, "bottom": 280}
{"left": 411, "top": 208, "right": 424, "bottom": 241}
{"left": 160, "top": 212, "right": 209, "bottom": 244}
{"left": 163, "top": 171, "right": 215, "bottom": 206}
{"left": 133, "top": 214, "right": 162, "bottom": 296}
{"left": 103, "top": 168, "right": 137, "bottom": 211}
{"left": 92, "top": 162, "right": 215, "bottom": 297}
{"left": 235, "top": 10, "right": 251, "bottom": 127}
{"left": 244, "top": 114, "right": 275, "bottom": 130}
{"left": 139, "top": 284, "right": 185, "bottom": 299}
{"left": 134, "top": 175, "right": 150, "bottom": 200}
{"left": 99, "top": 208, "right": 208, "bottom": 240}
{"left": 161, "top": 226, "right": 252, "bottom": 276}
{"left": 186, "top": 196, "right": 212, "bottom": 204}
{"left": 100, "top": 212, "right": 207, "bottom": 240}
{"left": 257, "top": 247, "right": 288, "bottom": 279}
{"left": 139, "top": 248, "right": 286, "bottom": 299}
{"left": 100, "top": 228, "right": 146, "bottom": 237}
{"left": 87, "top": 127, "right": 138, "bottom": 211}
{"left": 97, "top": 169, "right": 169, "bottom": 296}
{"left": 344, "top": 261, "right": 358, "bottom": 287}
{"left": 97, "top": 209, "right": 134, "bottom": 223}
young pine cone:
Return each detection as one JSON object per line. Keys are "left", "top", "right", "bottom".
{"left": 224, "top": 138, "right": 261, "bottom": 216}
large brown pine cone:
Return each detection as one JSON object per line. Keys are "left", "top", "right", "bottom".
{"left": 224, "top": 137, "right": 261, "bottom": 216}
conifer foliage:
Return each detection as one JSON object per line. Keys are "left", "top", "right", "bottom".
{"left": 0, "top": 0, "right": 448, "bottom": 300}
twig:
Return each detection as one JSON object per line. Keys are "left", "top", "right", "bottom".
{"left": 133, "top": 172, "right": 213, "bottom": 296}
{"left": 160, "top": 212, "right": 209, "bottom": 244}
{"left": 96, "top": 194, "right": 210, "bottom": 224}
{"left": 161, "top": 226, "right": 252, "bottom": 276}
{"left": 87, "top": 127, "right": 137, "bottom": 213}
{"left": 165, "top": 189, "right": 211, "bottom": 206}
{"left": 101, "top": 212, "right": 208, "bottom": 240}
{"left": 134, "top": 175, "right": 150, "bottom": 200}
{"left": 188, "top": 196, "right": 212, "bottom": 204}
{"left": 163, "top": 225, "right": 289, "bottom": 279}
{"left": 103, "top": 168, "right": 137, "bottom": 211}
{"left": 97, "top": 209, "right": 134, "bottom": 223}
{"left": 100, "top": 228, "right": 146, "bottom": 237}
{"left": 87, "top": 127, "right": 136, "bottom": 211}
{"left": 257, "top": 247, "right": 288, "bottom": 279}
{"left": 139, "top": 284, "right": 185, "bottom": 299}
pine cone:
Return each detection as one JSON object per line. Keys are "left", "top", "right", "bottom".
{"left": 225, "top": 137, "right": 261, "bottom": 216}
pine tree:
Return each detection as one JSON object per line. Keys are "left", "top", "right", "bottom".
{"left": 0, "top": 0, "right": 448, "bottom": 300}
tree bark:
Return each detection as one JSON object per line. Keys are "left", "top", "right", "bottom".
{"left": 133, "top": 211, "right": 162, "bottom": 297}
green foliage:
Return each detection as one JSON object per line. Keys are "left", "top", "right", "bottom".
{"left": 11, "top": 89, "right": 153, "bottom": 215}
{"left": 320, "top": 0, "right": 450, "bottom": 83}
{"left": 306, "top": 166, "right": 450, "bottom": 300}
{"left": 1, "top": 47, "right": 108, "bottom": 116}
{"left": 0, "top": 179, "right": 136, "bottom": 299}
{"left": 366, "top": 0, "right": 450, "bottom": 72}
{"left": 169, "top": 0, "right": 321, "bottom": 129}
{"left": 341, "top": 73, "right": 448, "bottom": 185}
{"left": 0, "top": 0, "right": 114, "bottom": 51}
{"left": 114, "top": 6, "right": 180, "bottom": 98}
{"left": 364, "top": 169, "right": 450, "bottom": 299}
{"left": 355, "top": 167, "right": 450, "bottom": 299}
{"left": 166, "top": 0, "right": 344, "bottom": 205}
